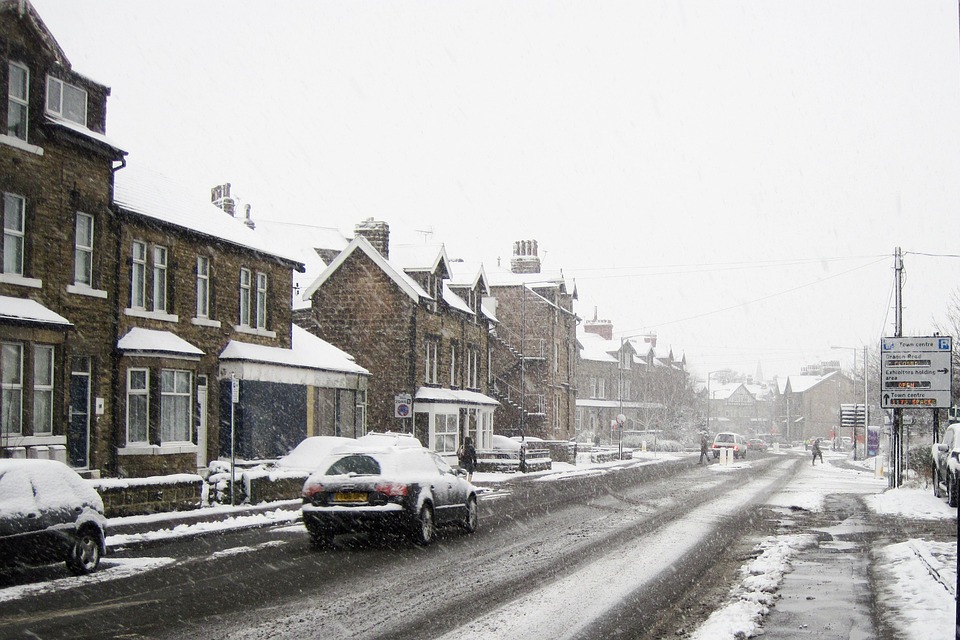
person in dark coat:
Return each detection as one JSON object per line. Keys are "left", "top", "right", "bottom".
{"left": 458, "top": 436, "right": 478, "bottom": 482}
{"left": 698, "top": 434, "right": 710, "bottom": 464}
{"left": 812, "top": 438, "right": 823, "bottom": 465}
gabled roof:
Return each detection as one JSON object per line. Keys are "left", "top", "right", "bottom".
{"left": 442, "top": 282, "right": 474, "bottom": 316}
{"left": 113, "top": 165, "right": 304, "bottom": 268}
{"left": 447, "top": 260, "right": 491, "bottom": 295}
{"left": 303, "top": 235, "right": 431, "bottom": 304}
{"left": 390, "top": 243, "right": 450, "bottom": 278}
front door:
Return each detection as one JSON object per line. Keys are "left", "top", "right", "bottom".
{"left": 68, "top": 357, "right": 91, "bottom": 469}
{"left": 196, "top": 375, "right": 208, "bottom": 469}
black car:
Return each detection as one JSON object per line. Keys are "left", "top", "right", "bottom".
{"left": 301, "top": 445, "right": 478, "bottom": 547}
{"left": 0, "top": 459, "right": 107, "bottom": 574}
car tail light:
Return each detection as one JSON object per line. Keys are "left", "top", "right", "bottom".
{"left": 374, "top": 482, "right": 409, "bottom": 497}
{"left": 302, "top": 480, "right": 326, "bottom": 503}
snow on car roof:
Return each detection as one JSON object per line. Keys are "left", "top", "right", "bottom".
{"left": 0, "top": 459, "right": 103, "bottom": 517}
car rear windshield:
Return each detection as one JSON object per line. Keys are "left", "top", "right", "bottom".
{"left": 325, "top": 455, "right": 381, "bottom": 476}
{"left": 715, "top": 434, "right": 735, "bottom": 443}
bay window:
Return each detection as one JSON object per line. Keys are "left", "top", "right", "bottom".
{"left": 160, "top": 369, "right": 192, "bottom": 443}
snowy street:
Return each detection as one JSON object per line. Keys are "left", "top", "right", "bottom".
{"left": 0, "top": 448, "right": 957, "bottom": 639}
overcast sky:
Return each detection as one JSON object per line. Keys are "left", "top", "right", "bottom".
{"left": 31, "top": 0, "right": 960, "bottom": 380}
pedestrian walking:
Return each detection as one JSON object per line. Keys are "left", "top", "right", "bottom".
{"left": 812, "top": 438, "right": 823, "bottom": 465}
{"left": 698, "top": 433, "right": 710, "bottom": 464}
{"left": 457, "top": 436, "right": 478, "bottom": 482}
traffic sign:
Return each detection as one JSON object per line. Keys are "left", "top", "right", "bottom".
{"left": 880, "top": 336, "right": 953, "bottom": 408}
{"left": 394, "top": 393, "right": 413, "bottom": 418}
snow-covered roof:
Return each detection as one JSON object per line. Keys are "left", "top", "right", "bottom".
{"left": 113, "top": 165, "right": 303, "bottom": 268}
{"left": 441, "top": 282, "right": 474, "bottom": 316}
{"left": 577, "top": 331, "right": 619, "bottom": 363}
{"left": 447, "top": 260, "right": 490, "bottom": 294}
{"left": 0, "top": 295, "right": 71, "bottom": 326}
{"left": 303, "top": 235, "right": 431, "bottom": 304}
{"left": 45, "top": 115, "right": 125, "bottom": 155}
{"left": 254, "top": 220, "right": 350, "bottom": 310}
{"left": 786, "top": 374, "right": 831, "bottom": 394}
{"left": 390, "top": 243, "right": 448, "bottom": 274}
{"left": 219, "top": 325, "right": 368, "bottom": 375}
{"left": 117, "top": 327, "right": 204, "bottom": 357}
{"left": 484, "top": 262, "right": 572, "bottom": 291}
{"left": 414, "top": 387, "right": 499, "bottom": 406}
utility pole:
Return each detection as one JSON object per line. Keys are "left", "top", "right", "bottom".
{"left": 891, "top": 247, "right": 904, "bottom": 488}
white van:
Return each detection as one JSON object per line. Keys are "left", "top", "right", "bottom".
{"left": 711, "top": 432, "right": 749, "bottom": 459}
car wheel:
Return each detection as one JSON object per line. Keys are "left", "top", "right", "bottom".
{"left": 66, "top": 527, "right": 102, "bottom": 575}
{"left": 950, "top": 475, "right": 959, "bottom": 508}
{"left": 462, "top": 496, "right": 478, "bottom": 533}
{"left": 934, "top": 466, "right": 942, "bottom": 498}
{"left": 411, "top": 504, "right": 434, "bottom": 545}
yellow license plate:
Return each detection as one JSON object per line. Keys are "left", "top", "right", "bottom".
{"left": 333, "top": 492, "right": 367, "bottom": 503}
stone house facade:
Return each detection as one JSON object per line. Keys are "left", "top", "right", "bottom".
{"left": 0, "top": 0, "right": 126, "bottom": 472}
{"left": 301, "top": 220, "right": 497, "bottom": 460}
{"left": 486, "top": 241, "right": 578, "bottom": 441}
{"left": 0, "top": 2, "right": 369, "bottom": 477}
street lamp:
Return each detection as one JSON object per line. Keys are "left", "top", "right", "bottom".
{"left": 705, "top": 371, "right": 723, "bottom": 436}
{"left": 831, "top": 344, "right": 868, "bottom": 460}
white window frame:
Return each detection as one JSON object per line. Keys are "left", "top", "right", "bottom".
{"left": 32, "top": 344, "right": 54, "bottom": 435}
{"left": 255, "top": 271, "right": 267, "bottom": 329}
{"left": 425, "top": 339, "right": 439, "bottom": 384}
{"left": 434, "top": 413, "right": 458, "bottom": 453}
{"left": 45, "top": 76, "right": 87, "bottom": 127}
{"left": 7, "top": 62, "right": 29, "bottom": 141}
{"left": 152, "top": 245, "right": 168, "bottom": 312}
{"left": 3, "top": 192, "right": 25, "bottom": 276}
{"left": 466, "top": 346, "right": 479, "bottom": 389}
{"left": 598, "top": 378, "right": 606, "bottom": 400}
{"left": 1, "top": 342, "right": 23, "bottom": 435}
{"left": 126, "top": 368, "right": 149, "bottom": 445}
{"left": 449, "top": 342, "right": 458, "bottom": 387}
{"left": 160, "top": 369, "right": 192, "bottom": 444}
{"left": 196, "top": 256, "right": 210, "bottom": 319}
{"left": 356, "top": 390, "right": 367, "bottom": 436}
{"left": 131, "top": 241, "right": 146, "bottom": 309}
{"left": 74, "top": 212, "right": 93, "bottom": 286}
{"left": 239, "top": 268, "right": 252, "bottom": 326}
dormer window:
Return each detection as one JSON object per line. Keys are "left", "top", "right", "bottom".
{"left": 45, "top": 76, "right": 87, "bottom": 127}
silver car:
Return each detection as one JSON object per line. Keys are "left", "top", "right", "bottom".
{"left": 301, "top": 445, "right": 478, "bottom": 547}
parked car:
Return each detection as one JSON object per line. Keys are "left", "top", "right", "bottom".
{"left": 747, "top": 438, "right": 767, "bottom": 452}
{"left": 711, "top": 432, "right": 749, "bottom": 459}
{"left": 301, "top": 444, "right": 478, "bottom": 547}
{"left": 932, "top": 423, "right": 960, "bottom": 507}
{"left": 0, "top": 459, "right": 107, "bottom": 574}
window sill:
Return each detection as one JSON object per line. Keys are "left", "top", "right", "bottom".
{"left": 0, "top": 435, "right": 65, "bottom": 447}
{"left": 191, "top": 317, "right": 221, "bottom": 328}
{"left": 125, "top": 308, "right": 179, "bottom": 323}
{"left": 0, "top": 133, "right": 44, "bottom": 156}
{"left": 117, "top": 443, "right": 199, "bottom": 456}
{"left": 66, "top": 283, "right": 108, "bottom": 299}
{"left": 0, "top": 273, "right": 42, "bottom": 288}
{"left": 234, "top": 325, "right": 277, "bottom": 339}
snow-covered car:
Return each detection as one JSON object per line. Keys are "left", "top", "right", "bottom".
{"left": 932, "top": 423, "right": 960, "bottom": 507}
{"left": 276, "top": 436, "right": 364, "bottom": 471}
{"left": 301, "top": 445, "right": 478, "bottom": 547}
{"left": 0, "top": 459, "right": 107, "bottom": 574}
{"left": 711, "top": 432, "right": 748, "bottom": 459}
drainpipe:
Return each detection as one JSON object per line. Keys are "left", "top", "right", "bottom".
{"left": 108, "top": 156, "right": 126, "bottom": 476}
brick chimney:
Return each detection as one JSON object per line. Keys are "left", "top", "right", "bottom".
{"left": 510, "top": 239, "right": 541, "bottom": 274}
{"left": 354, "top": 218, "right": 390, "bottom": 259}
{"left": 243, "top": 204, "right": 255, "bottom": 230}
{"left": 211, "top": 183, "right": 236, "bottom": 217}
{"left": 583, "top": 307, "right": 613, "bottom": 340}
